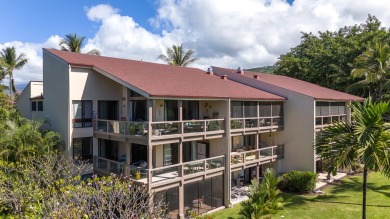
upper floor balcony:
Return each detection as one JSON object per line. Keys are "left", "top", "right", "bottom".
{"left": 93, "top": 155, "right": 225, "bottom": 188}
{"left": 230, "top": 145, "right": 284, "bottom": 171}
{"left": 315, "top": 101, "right": 347, "bottom": 130}
{"left": 94, "top": 118, "right": 225, "bottom": 141}
{"left": 230, "top": 101, "right": 284, "bottom": 134}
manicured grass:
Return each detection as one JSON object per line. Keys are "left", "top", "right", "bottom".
{"left": 211, "top": 172, "right": 390, "bottom": 218}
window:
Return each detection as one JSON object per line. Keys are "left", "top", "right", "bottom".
{"left": 183, "top": 101, "right": 199, "bottom": 120}
{"left": 231, "top": 101, "right": 243, "bottom": 118}
{"left": 165, "top": 100, "right": 178, "bottom": 121}
{"left": 31, "top": 101, "right": 37, "bottom": 111}
{"left": 272, "top": 102, "right": 283, "bottom": 117}
{"left": 330, "top": 102, "right": 346, "bottom": 115}
{"left": 73, "top": 100, "right": 93, "bottom": 128}
{"left": 37, "top": 101, "right": 43, "bottom": 111}
{"left": 73, "top": 137, "right": 93, "bottom": 163}
{"left": 131, "top": 100, "right": 147, "bottom": 121}
{"left": 31, "top": 101, "right": 43, "bottom": 111}
{"left": 244, "top": 101, "right": 257, "bottom": 117}
{"left": 98, "top": 101, "right": 119, "bottom": 120}
{"left": 316, "top": 102, "right": 329, "bottom": 116}
{"left": 163, "top": 143, "right": 178, "bottom": 166}
{"left": 259, "top": 102, "right": 271, "bottom": 117}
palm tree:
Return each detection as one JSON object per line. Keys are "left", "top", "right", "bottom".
{"left": 0, "top": 107, "right": 60, "bottom": 162}
{"left": 239, "top": 168, "right": 283, "bottom": 219}
{"left": 0, "top": 47, "right": 28, "bottom": 95}
{"left": 348, "top": 40, "right": 390, "bottom": 101}
{"left": 59, "top": 33, "right": 101, "bottom": 55}
{"left": 315, "top": 98, "right": 390, "bottom": 219}
{"left": 158, "top": 44, "right": 198, "bottom": 67}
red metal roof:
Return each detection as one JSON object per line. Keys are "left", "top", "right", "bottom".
{"left": 44, "top": 49, "right": 285, "bottom": 100}
{"left": 212, "top": 66, "right": 364, "bottom": 101}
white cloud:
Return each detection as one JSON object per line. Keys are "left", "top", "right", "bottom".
{"left": 3, "top": 0, "right": 390, "bottom": 86}
{"left": 0, "top": 35, "right": 61, "bottom": 85}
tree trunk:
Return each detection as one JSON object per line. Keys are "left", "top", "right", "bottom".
{"left": 362, "top": 167, "right": 368, "bottom": 219}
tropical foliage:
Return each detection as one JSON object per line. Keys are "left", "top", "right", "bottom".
{"left": 277, "top": 170, "right": 317, "bottom": 194}
{"left": 275, "top": 15, "right": 390, "bottom": 97}
{"left": 239, "top": 168, "right": 283, "bottom": 219}
{"left": 60, "top": 33, "right": 101, "bottom": 55}
{"left": 0, "top": 154, "right": 167, "bottom": 218}
{"left": 0, "top": 47, "right": 28, "bottom": 94}
{"left": 348, "top": 40, "right": 390, "bottom": 101}
{"left": 315, "top": 98, "right": 390, "bottom": 219}
{"left": 158, "top": 44, "right": 198, "bottom": 66}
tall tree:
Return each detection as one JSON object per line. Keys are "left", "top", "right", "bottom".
{"left": 59, "top": 33, "right": 101, "bottom": 55}
{"left": 0, "top": 47, "right": 28, "bottom": 95}
{"left": 315, "top": 98, "right": 390, "bottom": 219}
{"left": 158, "top": 44, "right": 198, "bottom": 67}
{"left": 275, "top": 15, "right": 390, "bottom": 96}
{"left": 348, "top": 40, "right": 390, "bottom": 101}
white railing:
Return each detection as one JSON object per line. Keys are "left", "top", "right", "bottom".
{"left": 230, "top": 145, "right": 284, "bottom": 165}
{"left": 94, "top": 119, "right": 148, "bottom": 136}
{"left": 93, "top": 119, "right": 225, "bottom": 138}
{"left": 315, "top": 115, "right": 346, "bottom": 128}
{"left": 230, "top": 117, "right": 283, "bottom": 130}
{"left": 93, "top": 155, "right": 225, "bottom": 185}
{"left": 151, "top": 119, "right": 225, "bottom": 137}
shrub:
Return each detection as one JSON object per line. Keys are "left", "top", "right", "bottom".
{"left": 278, "top": 170, "right": 317, "bottom": 193}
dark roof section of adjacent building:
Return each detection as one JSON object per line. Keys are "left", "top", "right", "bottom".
{"left": 212, "top": 66, "right": 364, "bottom": 101}
{"left": 44, "top": 49, "right": 285, "bottom": 100}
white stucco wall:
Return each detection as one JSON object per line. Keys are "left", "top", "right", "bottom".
{"left": 16, "top": 83, "right": 32, "bottom": 119}
{"left": 43, "top": 51, "right": 71, "bottom": 157}
{"left": 69, "top": 67, "right": 123, "bottom": 158}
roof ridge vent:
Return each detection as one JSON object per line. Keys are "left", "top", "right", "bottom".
{"left": 221, "top": 75, "right": 228, "bottom": 80}
{"left": 206, "top": 67, "right": 213, "bottom": 75}
{"left": 253, "top": 75, "right": 260, "bottom": 79}
{"left": 237, "top": 67, "right": 244, "bottom": 75}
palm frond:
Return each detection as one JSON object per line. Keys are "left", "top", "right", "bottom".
{"left": 158, "top": 44, "right": 198, "bottom": 67}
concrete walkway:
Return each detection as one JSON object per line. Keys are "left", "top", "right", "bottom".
{"left": 315, "top": 172, "right": 347, "bottom": 190}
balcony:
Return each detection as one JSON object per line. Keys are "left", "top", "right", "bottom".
{"left": 93, "top": 155, "right": 225, "bottom": 188}
{"left": 230, "top": 145, "right": 284, "bottom": 169}
{"left": 152, "top": 119, "right": 225, "bottom": 138}
{"left": 93, "top": 119, "right": 225, "bottom": 141}
{"left": 230, "top": 117, "right": 283, "bottom": 133}
{"left": 315, "top": 115, "right": 346, "bottom": 130}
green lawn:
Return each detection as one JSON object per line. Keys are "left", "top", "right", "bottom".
{"left": 211, "top": 172, "right": 390, "bottom": 219}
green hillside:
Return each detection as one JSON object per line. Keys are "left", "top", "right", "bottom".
{"left": 246, "top": 65, "right": 276, "bottom": 73}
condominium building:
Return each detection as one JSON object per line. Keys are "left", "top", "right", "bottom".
{"left": 16, "top": 49, "right": 363, "bottom": 218}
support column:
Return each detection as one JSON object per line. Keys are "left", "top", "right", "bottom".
{"left": 224, "top": 99, "right": 232, "bottom": 207}
{"left": 178, "top": 100, "right": 183, "bottom": 134}
{"left": 178, "top": 100, "right": 184, "bottom": 218}
{"left": 147, "top": 100, "right": 153, "bottom": 191}
{"left": 346, "top": 101, "right": 352, "bottom": 122}
{"left": 122, "top": 86, "right": 128, "bottom": 119}
{"left": 125, "top": 142, "right": 131, "bottom": 176}
{"left": 178, "top": 183, "right": 185, "bottom": 219}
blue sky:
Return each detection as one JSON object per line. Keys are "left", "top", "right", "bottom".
{"left": 0, "top": 0, "right": 158, "bottom": 42}
{"left": 0, "top": 0, "right": 389, "bottom": 86}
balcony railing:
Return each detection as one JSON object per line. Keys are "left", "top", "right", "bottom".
{"left": 315, "top": 115, "right": 346, "bottom": 127}
{"left": 230, "top": 145, "right": 284, "bottom": 166}
{"left": 230, "top": 117, "right": 283, "bottom": 130}
{"left": 94, "top": 120, "right": 148, "bottom": 136}
{"left": 151, "top": 119, "right": 225, "bottom": 137}
{"left": 93, "top": 155, "right": 225, "bottom": 185}
{"left": 94, "top": 119, "right": 225, "bottom": 138}
{"left": 93, "top": 156, "right": 147, "bottom": 180}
